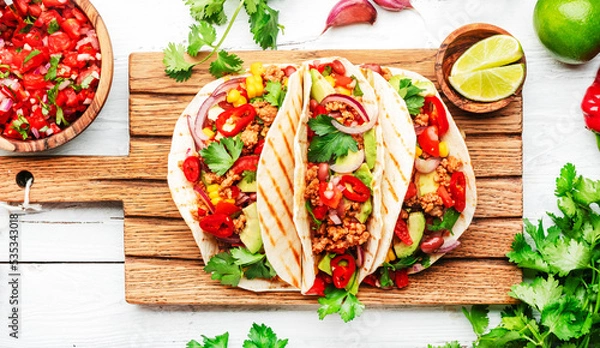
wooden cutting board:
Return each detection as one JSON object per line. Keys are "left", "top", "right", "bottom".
{"left": 0, "top": 49, "right": 523, "bottom": 306}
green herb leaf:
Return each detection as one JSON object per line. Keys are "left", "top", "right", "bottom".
{"left": 186, "top": 0, "right": 227, "bottom": 25}
{"left": 187, "top": 332, "right": 229, "bottom": 348}
{"left": 264, "top": 81, "right": 284, "bottom": 107}
{"left": 163, "top": 42, "right": 197, "bottom": 82}
{"left": 244, "top": 259, "right": 276, "bottom": 280}
{"left": 200, "top": 135, "right": 244, "bottom": 176}
{"left": 241, "top": 170, "right": 257, "bottom": 184}
{"left": 230, "top": 247, "right": 265, "bottom": 266}
{"left": 243, "top": 323, "right": 288, "bottom": 348}
{"left": 396, "top": 78, "right": 424, "bottom": 115}
{"left": 541, "top": 296, "right": 592, "bottom": 340}
{"left": 307, "top": 115, "right": 338, "bottom": 136}
{"left": 427, "top": 208, "right": 460, "bottom": 232}
{"left": 462, "top": 305, "right": 489, "bottom": 337}
{"left": 44, "top": 54, "right": 62, "bottom": 81}
{"left": 509, "top": 275, "right": 563, "bottom": 313}
{"left": 317, "top": 287, "right": 364, "bottom": 322}
{"left": 426, "top": 342, "right": 462, "bottom": 348}
{"left": 248, "top": 2, "right": 282, "bottom": 50}
{"left": 209, "top": 50, "right": 244, "bottom": 78}
{"left": 351, "top": 76, "right": 363, "bottom": 97}
{"left": 308, "top": 131, "right": 358, "bottom": 163}
{"left": 305, "top": 201, "right": 322, "bottom": 229}
{"left": 23, "top": 49, "right": 41, "bottom": 64}
{"left": 47, "top": 19, "right": 60, "bottom": 34}
{"left": 187, "top": 22, "right": 217, "bottom": 56}
{"left": 204, "top": 252, "right": 242, "bottom": 287}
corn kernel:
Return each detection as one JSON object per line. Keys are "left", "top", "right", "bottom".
{"left": 210, "top": 197, "right": 221, "bottom": 205}
{"left": 233, "top": 96, "right": 247, "bottom": 107}
{"left": 415, "top": 146, "right": 423, "bottom": 158}
{"left": 324, "top": 75, "right": 336, "bottom": 87}
{"left": 202, "top": 127, "right": 215, "bottom": 139}
{"left": 439, "top": 141, "right": 449, "bottom": 157}
{"left": 250, "top": 62, "right": 265, "bottom": 76}
{"left": 246, "top": 83, "right": 257, "bottom": 99}
{"left": 227, "top": 89, "right": 241, "bottom": 103}
{"left": 206, "top": 184, "right": 219, "bottom": 193}
{"left": 335, "top": 86, "right": 352, "bottom": 96}
{"left": 209, "top": 191, "right": 220, "bottom": 200}
{"left": 224, "top": 198, "right": 235, "bottom": 204}
{"left": 282, "top": 77, "right": 288, "bottom": 87}
{"left": 384, "top": 247, "right": 397, "bottom": 263}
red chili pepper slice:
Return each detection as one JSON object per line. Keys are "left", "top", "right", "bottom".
{"left": 449, "top": 171, "right": 466, "bottom": 213}
{"left": 394, "top": 217, "right": 412, "bottom": 246}
{"left": 394, "top": 269, "right": 409, "bottom": 289}
{"left": 319, "top": 181, "right": 343, "bottom": 209}
{"left": 582, "top": 67, "right": 600, "bottom": 150}
{"left": 182, "top": 156, "right": 201, "bottom": 182}
{"left": 230, "top": 155, "right": 259, "bottom": 175}
{"left": 199, "top": 213, "right": 234, "bottom": 238}
{"left": 215, "top": 104, "right": 256, "bottom": 137}
{"left": 437, "top": 185, "right": 454, "bottom": 209}
{"left": 339, "top": 175, "right": 370, "bottom": 202}
{"left": 330, "top": 254, "right": 356, "bottom": 289}
{"left": 417, "top": 126, "right": 440, "bottom": 157}
{"left": 254, "top": 139, "right": 265, "bottom": 155}
{"left": 424, "top": 96, "right": 449, "bottom": 137}
{"left": 214, "top": 201, "right": 242, "bottom": 216}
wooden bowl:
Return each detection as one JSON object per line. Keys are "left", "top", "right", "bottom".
{"left": 0, "top": 0, "right": 113, "bottom": 152}
{"left": 435, "top": 23, "right": 526, "bottom": 114}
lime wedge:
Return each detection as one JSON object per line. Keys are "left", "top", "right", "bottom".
{"left": 450, "top": 35, "right": 524, "bottom": 76}
{"left": 448, "top": 63, "right": 525, "bottom": 102}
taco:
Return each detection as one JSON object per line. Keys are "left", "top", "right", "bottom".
{"left": 292, "top": 57, "right": 395, "bottom": 298}
{"left": 167, "top": 63, "right": 304, "bottom": 291}
{"left": 363, "top": 67, "right": 477, "bottom": 289}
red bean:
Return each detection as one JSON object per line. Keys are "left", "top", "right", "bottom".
{"left": 420, "top": 235, "right": 444, "bottom": 254}
{"left": 310, "top": 99, "right": 319, "bottom": 113}
{"left": 318, "top": 163, "right": 330, "bottom": 182}
{"left": 283, "top": 65, "right": 297, "bottom": 77}
{"left": 331, "top": 59, "right": 346, "bottom": 75}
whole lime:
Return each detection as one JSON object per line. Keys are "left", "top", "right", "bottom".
{"left": 533, "top": 0, "right": 600, "bottom": 64}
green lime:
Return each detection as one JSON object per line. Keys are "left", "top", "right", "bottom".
{"left": 450, "top": 35, "right": 523, "bottom": 76}
{"left": 448, "top": 64, "right": 525, "bottom": 102}
{"left": 534, "top": 0, "right": 600, "bottom": 64}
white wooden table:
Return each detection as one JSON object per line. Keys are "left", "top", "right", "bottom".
{"left": 1, "top": 0, "right": 599, "bottom": 346}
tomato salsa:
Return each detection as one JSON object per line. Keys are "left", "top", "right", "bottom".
{"left": 0, "top": 0, "right": 101, "bottom": 140}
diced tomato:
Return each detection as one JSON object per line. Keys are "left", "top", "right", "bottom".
{"left": 22, "top": 73, "right": 48, "bottom": 90}
{"left": 230, "top": 155, "right": 259, "bottom": 175}
{"left": 35, "top": 10, "right": 63, "bottom": 27}
{"left": 394, "top": 269, "right": 409, "bottom": 289}
{"left": 254, "top": 139, "right": 265, "bottom": 155}
{"left": 437, "top": 185, "right": 454, "bottom": 208}
{"left": 13, "top": 0, "right": 29, "bottom": 16}
{"left": 62, "top": 52, "right": 86, "bottom": 69}
{"left": 306, "top": 272, "right": 330, "bottom": 296}
{"left": 48, "top": 31, "right": 74, "bottom": 54}
{"left": 312, "top": 204, "right": 328, "bottom": 220}
{"left": 43, "top": 0, "right": 69, "bottom": 7}
{"left": 319, "top": 181, "right": 343, "bottom": 209}
{"left": 76, "top": 65, "right": 100, "bottom": 86}
{"left": 28, "top": 113, "right": 49, "bottom": 130}
{"left": 333, "top": 74, "right": 353, "bottom": 88}
{"left": 61, "top": 18, "right": 81, "bottom": 39}
{"left": 21, "top": 48, "right": 49, "bottom": 73}
{"left": 23, "top": 28, "right": 44, "bottom": 48}
{"left": 404, "top": 181, "right": 417, "bottom": 200}
{"left": 214, "top": 201, "right": 242, "bottom": 217}
{"left": 70, "top": 7, "right": 88, "bottom": 23}
{"left": 199, "top": 213, "right": 234, "bottom": 238}
{"left": 29, "top": 4, "right": 43, "bottom": 18}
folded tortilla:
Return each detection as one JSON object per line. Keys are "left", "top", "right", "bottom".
{"left": 167, "top": 66, "right": 304, "bottom": 291}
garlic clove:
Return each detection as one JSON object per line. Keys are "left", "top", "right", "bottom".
{"left": 372, "top": 0, "right": 413, "bottom": 12}
{"left": 323, "top": 0, "right": 378, "bottom": 34}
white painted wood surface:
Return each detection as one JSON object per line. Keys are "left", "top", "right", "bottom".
{"left": 1, "top": 0, "right": 600, "bottom": 346}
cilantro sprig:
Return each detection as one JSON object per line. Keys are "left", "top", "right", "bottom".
{"left": 164, "top": 0, "right": 284, "bottom": 80}
{"left": 307, "top": 115, "right": 358, "bottom": 163}
{"left": 317, "top": 287, "right": 364, "bottom": 323}
{"left": 187, "top": 323, "right": 288, "bottom": 348}
{"left": 199, "top": 135, "right": 244, "bottom": 176}
{"left": 394, "top": 77, "right": 424, "bottom": 115}
{"left": 436, "top": 163, "right": 600, "bottom": 348}
{"left": 204, "top": 247, "right": 276, "bottom": 287}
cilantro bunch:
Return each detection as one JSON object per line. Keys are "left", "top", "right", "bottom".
{"left": 437, "top": 163, "right": 600, "bottom": 348}
{"left": 164, "top": 0, "right": 283, "bottom": 81}
{"left": 188, "top": 323, "right": 288, "bottom": 348}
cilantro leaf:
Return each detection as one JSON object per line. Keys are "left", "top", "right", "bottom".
{"left": 243, "top": 323, "right": 288, "bottom": 348}
{"left": 163, "top": 42, "right": 197, "bottom": 82}
{"left": 199, "top": 135, "right": 243, "bottom": 176}
{"left": 23, "top": 49, "right": 41, "bottom": 64}
{"left": 542, "top": 238, "right": 591, "bottom": 276}
{"left": 427, "top": 208, "right": 460, "bottom": 232}
{"left": 317, "top": 287, "right": 364, "bottom": 322}
{"left": 307, "top": 115, "right": 338, "bottom": 136}
{"left": 230, "top": 247, "right": 265, "bottom": 266}
{"left": 307, "top": 118, "right": 358, "bottom": 164}
{"left": 241, "top": 170, "right": 257, "bottom": 184}
{"left": 541, "top": 296, "right": 592, "bottom": 340}
{"left": 248, "top": 2, "right": 282, "bottom": 50}
{"left": 186, "top": 0, "right": 227, "bottom": 25}
{"left": 507, "top": 231, "right": 550, "bottom": 273}
{"left": 396, "top": 78, "right": 424, "bottom": 115}
{"left": 462, "top": 305, "right": 489, "bottom": 337}
{"left": 351, "top": 76, "right": 364, "bottom": 97}
{"left": 509, "top": 275, "right": 563, "bottom": 313}
{"left": 244, "top": 259, "right": 276, "bottom": 280}
{"left": 209, "top": 50, "right": 244, "bottom": 78}
{"left": 263, "top": 81, "right": 284, "bottom": 107}
{"left": 188, "top": 22, "right": 217, "bottom": 56}
{"left": 244, "top": 0, "right": 260, "bottom": 14}
{"left": 187, "top": 332, "right": 229, "bottom": 348}
{"left": 556, "top": 163, "right": 577, "bottom": 196}
{"left": 204, "top": 252, "right": 242, "bottom": 287}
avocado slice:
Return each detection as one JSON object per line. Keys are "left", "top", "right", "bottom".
{"left": 310, "top": 68, "right": 335, "bottom": 103}
{"left": 317, "top": 253, "right": 334, "bottom": 275}
{"left": 239, "top": 203, "right": 262, "bottom": 254}
{"left": 354, "top": 163, "right": 373, "bottom": 188}
{"left": 393, "top": 212, "right": 426, "bottom": 258}
{"left": 417, "top": 171, "right": 439, "bottom": 196}
{"left": 237, "top": 178, "right": 257, "bottom": 192}
{"left": 364, "top": 128, "right": 377, "bottom": 170}
{"left": 356, "top": 197, "right": 372, "bottom": 224}
{"left": 332, "top": 149, "right": 364, "bottom": 174}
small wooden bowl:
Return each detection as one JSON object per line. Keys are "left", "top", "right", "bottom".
{"left": 0, "top": 0, "right": 113, "bottom": 152}
{"left": 435, "top": 23, "right": 526, "bottom": 114}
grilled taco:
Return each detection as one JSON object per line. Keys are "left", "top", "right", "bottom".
{"left": 167, "top": 63, "right": 303, "bottom": 291}
{"left": 293, "top": 57, "right": 397, "bottom": 299}
{"left": 363, "top": 67, "right": 477, "bottom": 289}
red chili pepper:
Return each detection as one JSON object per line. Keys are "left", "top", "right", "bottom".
{"left": 417, "top": 126, "right": 440, "bottom": 157}
{"left": 449, "top": 171, "right": 466, "bottom": 213}
{"left": 230, "top": 155, "right": 259, "bottom": 175}
{"left": 319, "top": 181, "right": 343, "bottom": 208}
{"left": 215, "top": 104, "right": 256, "bottom": 137}
{"left": 581, "top": 66, "right": 600, "bottom": 150}
{"left": 437, "top": 185, "right": 454, "bottom": 209}
{"left": 199, "top": 213, "right": 234, "bottom": 238}
{"left": 394, "top": 217, "right": 412, "bottom": 246}
{"left": 339, "top": 175, "right": 370, "bottom": 202}
{"left": 394, "top": 269, "right": 409, "bottom": 289}
{"left": 424, "top": 96, "right": 449, "bottom": 137}
{"left": 182, "top": 156, "right": 201, "bottom": 182}
{"left": 330, "top": 254, "right": 356, "bottom": 289}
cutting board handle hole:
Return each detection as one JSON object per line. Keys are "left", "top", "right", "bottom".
{"left": 16, "top": 170, "right": 34, "bottom": 188}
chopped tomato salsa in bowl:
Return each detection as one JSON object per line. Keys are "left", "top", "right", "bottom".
{"left": 0, "top": 0, "right": 113, "bottom": 152}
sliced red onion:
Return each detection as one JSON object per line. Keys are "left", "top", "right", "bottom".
{"left": 414, "top": 157, "right": 441, "bottom": 174}
{"left": 328, "top": 105, "right": 378, "bottom": 135}
{"left": 236, "top": 193, "right": 250, "bottom": 206}
{"left": 437, "top": 240, "right": 461, "bottom": 254}
{"left": 216, "top": 234, "right": 242, "bottom": 246}
{"left": 328, "top": 210, "right": 342, "bottom": 225}
{"left": 323, "top": 190, "right": 334, "bottom": 200}
{"left": 410, "top": 263, "right": 425, "bottom": 273}
{"left": 322, "top": 94, "right": 370, "bottom": 122}
{"left": 0, "top": 98, "right": 13, "bottom": 112}
{"left": 31, "top": 127, "right": 40, "bottom": 139}
{"left": 330, "top": 149, "right": 365, "bottom": 174}
{"left": 188, "top": 92, "right": 227, "bottom": 150}
{"left": 212, "top": 77, "right": 245, "bottom": 96}
{"left": 58, "top": 79, "right": 71, "bottom": 90}
{"left": 0, "top": 38, "right": 4, "bottom": 49}
{"left": 317, "top": 163, "right": 330, "bottom": 181}
{"left": 193, "top": 185, "right": 215, "bottom": 214}
{"left": 355, "top": 245, "right": 364, "bottom": 268}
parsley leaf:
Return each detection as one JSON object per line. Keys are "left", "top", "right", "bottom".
{"left": 395, "top": 78, "right": 424, "bottom": 115}
{"left": 204, "top": 252, "right": 242, "bottom": 287}
{"left": 244, "top": 259, "right": 276, "bottom": 280}
{"left": 307, "top": 115, "right": 358, "bottom": 163}
{"left": 317, "top": 287, "right": 364, "bottom": 322}
{"left": 462, "top": 305, "right": 489, "bottom": 337}
{"left": 44, "top": 54, "right": 62, "bottom": 81}
{"left": 163, "top": 42, "right": 196, "bottom": 82}
{"left": 243, "top": 323, "right": 288, "bottom": 348}
{"left": 230, "top": 247, "right": 264, "bottom": 266}
{"left": 204, "top": 247, "right": 275, "bottom": 286}
{"left": 188, "top": 22, "right": 217, "bottom": 56}
{"left": 199, "top": 135, "right": 243, "bottom": 176}
{"left": 187, "top": 332, "right": 229, "bottom": 348}
{"left": 209, "top": 50, "right": 244, "bottom": 78}
{"left": 263, "top": 81, "right": 284, "bottom": 107}
{"left": 427, "top": 208, "right": 460, "bottom": 232}
{"left": 307, "top": 115, "right": 338, "bottom": 136}
{"left": 248, "top": 2, "right": 282, "bottom": 50}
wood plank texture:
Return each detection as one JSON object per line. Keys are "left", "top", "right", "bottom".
{"left": 0, "top": 49, "right": 523, "bottom": 307}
